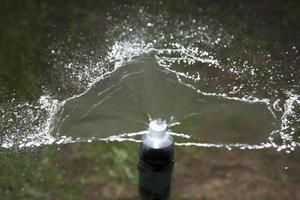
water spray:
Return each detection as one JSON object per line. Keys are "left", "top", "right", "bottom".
{"left": 138, "top": 119, "right": 174, "bottom": 200}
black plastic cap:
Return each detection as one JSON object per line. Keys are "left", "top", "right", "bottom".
{"left": 138, "top": 142, "right": 174, "bottom": 171}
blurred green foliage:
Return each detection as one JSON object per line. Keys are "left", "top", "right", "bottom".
{"left": 0, "top": 0, "right": 117, "bottom": 102}
{"left": 1, "top": 0, "right": 300, "bottom": 102}
{"left": 0, "top": 142, "right": 139, "bottom": 199}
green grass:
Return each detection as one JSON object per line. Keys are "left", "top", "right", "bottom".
{"left": 0, "top": 142, "right": 139, "bottom": 199}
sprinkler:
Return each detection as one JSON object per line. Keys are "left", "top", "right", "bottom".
{"left": 138, "top": 119, "right": 174, "bottom": 200}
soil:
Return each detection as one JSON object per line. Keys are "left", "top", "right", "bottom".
{"left": 57, "top": 145, "right": 300, "bottom": 200}
{"left": 172, "top": 149, "right": 300, "bottom": 200}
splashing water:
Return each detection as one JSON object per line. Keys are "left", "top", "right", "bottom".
{"left": 1, "top": 9, "right": 299, "bottom": 153}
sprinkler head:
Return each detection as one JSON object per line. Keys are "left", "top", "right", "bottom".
{"left": 143, "top": 119, "right": 170, "bottom": 149}
{"left": 139, "top": 119, "right": 174, "bottom": 170}
{"left": 138, "top": 119, "right": 174, "bottom": 200}
{"left": 149, "top": 119, "right": 168, "bottom": 139}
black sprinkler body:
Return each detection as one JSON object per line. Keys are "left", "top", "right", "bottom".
{"left": 138, "top": 120, "right": 174, "bottom": 200}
